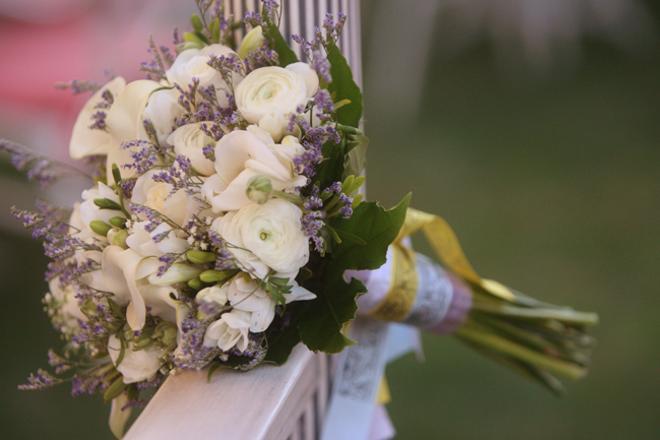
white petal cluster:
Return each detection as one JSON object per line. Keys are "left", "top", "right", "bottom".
{"left": 67, "top": 45, "right": 322, "bottom": 373}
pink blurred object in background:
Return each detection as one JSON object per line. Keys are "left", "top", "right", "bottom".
{"left": 0, "top": 0, "right": 190, "bottom": 154}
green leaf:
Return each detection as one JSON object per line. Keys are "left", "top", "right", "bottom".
{"left": 296, "top": 194, "right": 411, "bottom": 353}
{"left": 330, "top": 193, "right": 411, "bottom": 271}
{"left": 343, "top": 133, "right": 369, "bottom": 178}
{"left": 314, "top": 138, "right": 347, "bottom": 190}
{"left": 264, "top": 316, "right": 302, "bottom": 364}
{"left": 103, "top": 376, "right": 126, "bottom": 402}
{"left": 327, "top": 40, "right": 363, "bottom": 127}
{"left": 262, "top": 21, "right": 298, "bottom": 66}
{"left": 297, "top": 277, "right": 364, "bottom": 352}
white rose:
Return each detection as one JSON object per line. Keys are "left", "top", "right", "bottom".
{"left": 166, "top": 44, "right": 240, "bottom": 104}
{"left": 108, "top": 335, "right": 164, "bottom": 384}
{"left": 203, "top": 309, "right": 251, "bottom": 352}
{"left": 131, "top": 170, "right": 202, "bottom": 226}
{"left": 126, "top": 221, "right": 189, "bottom": 257}
{"left": 141, "top": 88, "right": 185, "bottom": 145}
{"left": 79, "top": 182, "right": 126, "bottom": 238}
{"left": 212, "top": 199, "right": 309, "bottom": 279}
{"left": 167, "top": 123, "right": 215, "bottom": 176}
{"left": 201, "top": 129, "right": 305, "bottom": 212}
{"left": 235, "top": 63, "right": 318, "bottom": 140}
{"left": 83, "top": 246, "right": 178, "bottom": 330}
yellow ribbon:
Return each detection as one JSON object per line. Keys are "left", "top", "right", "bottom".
{"left": 370, "top": 208, "right": 516, "bottom": 323}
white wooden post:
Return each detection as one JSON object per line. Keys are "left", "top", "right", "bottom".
{"left": 125, "top": 2, "right": 362, "bottom": 438}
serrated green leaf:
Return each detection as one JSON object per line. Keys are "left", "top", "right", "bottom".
{"left": 330, "top": 193, "right": 411, "bottom": 271}
{"left": 297, "top": 277, "right": 363, "bottom": 353}
{"left": 327, "top": 40, "right": 362, "bottom": 127}
{"left": 295, "top": 194, "right": 411, "bottom": 354}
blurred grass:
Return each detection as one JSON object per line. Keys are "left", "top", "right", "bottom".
{"left": 1, "top": 22, "right": 659, "bottom": 440}
{"left": 368, "top": 42, "right": 660, "bottom": 439}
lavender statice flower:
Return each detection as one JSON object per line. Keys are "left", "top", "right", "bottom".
{"left": 47, "top": 350, "right": 71, "bottom": 375}
{"left": 141, "top": 37, "right": 173, "bottom": 80}
{"left": 122, "top": 140, "right": 159, "bottom": 175}
{"left": 173, "top": 316, "right": 220, "bottom": 370}
{"left": 54, "top": 79, "right": 101, "bottom": 95}
{"left": 1, "top": 139, "right": 87, "bottom": 187}
{"left": 18, "top": 369, "right": 62, "bottom": 390}
{"left": 152, "top": 154, "right": 197, "bottom": 196}
{"left": 202, "top": 143, "right": 215, "bottom": 161}
{"left": 157, "top": 253, "right": 179, "bottom": 277}
{"left": 71, "top": 374, "right": 102, "bottom": 397}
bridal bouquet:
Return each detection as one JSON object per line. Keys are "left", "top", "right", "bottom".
{"left": 2, "top": 0, "right": 597, "bottom": 437}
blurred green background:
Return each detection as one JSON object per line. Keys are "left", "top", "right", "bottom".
{"left": 1, "top": 1, "right": 659, "bottom": 438}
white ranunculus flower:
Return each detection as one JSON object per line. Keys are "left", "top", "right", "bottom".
{"left": 131, "top": 170, "right": 202, "bottom": 226}
{"left": 79, "top": 182, "right": 126, "bottom": 238}
{"left": 126, "top": 221, "right": 189, "bottom": 257}
{"left": 107, "top": 335, "right": 164, "bottom": 384}
{"left": 167, "top": 123, "right": 215, "bottom": 176}
{"left": 141, "top": 88, "right": 185, "bottom": 145}
{"left": 203, "top": 309, "right": 251, "bottom": 352}
{"left": 166, "top": 44, "right": 240, "bottom": 104}
{"left": 235, "top": 63, "right": 318, "bottom": 140}
{"left": 212, "top": 199, "right": 309, "bottom": 279}
{"left": 201, "top": 129, "right": 305, "bottom": 212}
{"left": 83, "top": 246, "right": 178, "bottom": 330}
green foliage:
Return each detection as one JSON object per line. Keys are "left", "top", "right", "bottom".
{"left": 296, "top": 194, "right": 411, "bottom": 353}
{"left": 262, "top": 19, "right": 298, "bottom": 66}
{"left": 327, "top": 41, "right": 363, "bottom": 128}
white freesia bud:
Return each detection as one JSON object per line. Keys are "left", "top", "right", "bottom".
{"left": 166, "top": 44, "right": 240, "bottom": 104}
{"left": 238, "top": 26, "right": 265, "bottom": 59}
{"left": 79, "top": 182, "right": 126, "bottom": 238}
{"left": 202, "top": 129, "right": 305, "bottom": 212}
{"left": 147, "top": 263, "right": 201, "bottom": 286}
{"left": 141, "top": 88, "right": 185, "bottom": 145}
{"left": 167, "top": 123, "right": 216, "bottom": 176}
{"left": 203, "top": 310, "right": 251, "bottom": 352}
{"left": 108, "top": 335, "right": 164, "bottom": 384}
{"left": 196, "top": 285, "right": 229, "bottom": 307}
{"left": 211, "top": 199, "right": 309, "bottom": 279}
{"left": 235, "top": 63, "right": 318, "bottom": 139}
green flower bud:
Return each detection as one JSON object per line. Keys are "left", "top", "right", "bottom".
{"left": 246, "top": 175, "right": 273, "bottom": 204}
{"left": 93, "top": 198, "right": 122, "bottom": 210}
{"left": 109, "top": 216, "right": 127, "bottom": 228}
{"left": 199, "top": 269, "right": 237, "bottom": 284}
{"left": 238, "top": 26, "right": 264, "bottom": 59}
{"left": 186, "top": 249, "right": 217, "bottom": 264}
{"left": 108, "top": 229, "right": 128, "bottom": 248}
{"left": 191, "top": 14, "right": 204, "bottom": 33}
{"left": 103, "top": 375, "right": 126, "bottom": 402}
{"left": 89, "top": 220, "right": 112, "bottom": 237}
{"left": 149, "top": 264, "right": 201, "bottom": 286}
{"left": 187, "top": 278, "right": 204, "bottom": 290}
